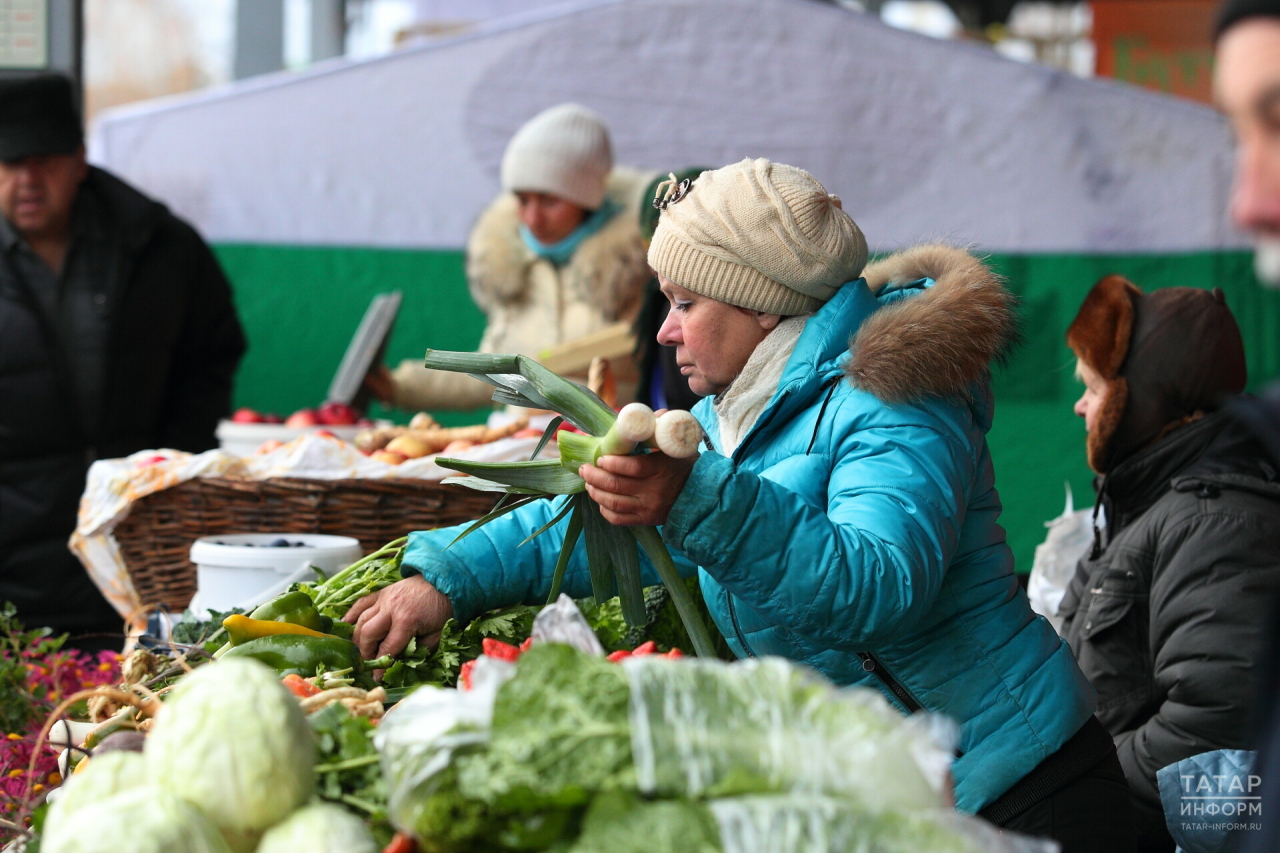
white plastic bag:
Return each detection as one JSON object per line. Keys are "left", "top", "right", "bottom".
{"left": 1027, "top": 484, "right": 1099, "bottom": 633}
{"left": 531, "top": 594, "right": 606, "bottom": 656}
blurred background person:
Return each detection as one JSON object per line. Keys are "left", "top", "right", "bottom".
{"left": 1059, "top": 273, "right": 1280, "bottom": 853}
{"left": 632, "top": 167, "right": 703, "bottom": 412}
{"left": 0, "top": 74, "right": 246, "bottom": 649}
{"left": 1215, "top": 2, "right": 1280, "bottom": 852}
{"left": 368, "top": 103, "right": 652, "bottom": 413}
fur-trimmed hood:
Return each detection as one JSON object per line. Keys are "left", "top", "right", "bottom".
{"left": 466, "top": 166, "right": 653, "bottom": 322}
{"left": 844, "top": 244, "right": 1019, "bottom": 403}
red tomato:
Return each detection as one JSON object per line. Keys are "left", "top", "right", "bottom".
{"left": 459, "top": 659, "right": 477, "bottom": 691}
{"left": 481, "top": 638, "right": 521, "bottom": 662}
{"left": 631, "top": 641, "right": 657, "bottom": 657}
{"left": 519, "top": 637, "right": 534, "bottom": 652}
{"left": 382, "top": 832, "right": 418, "bottom": 853}
{"left": 665, "top": 648, "right": 684, "bottom": 659}
{"left": 607, "top": 650, "right": 631, "bottom": 663}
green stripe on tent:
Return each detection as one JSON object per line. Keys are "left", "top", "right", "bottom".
{"left": 215, "top": 243, "right": 1276, "bottom": 575}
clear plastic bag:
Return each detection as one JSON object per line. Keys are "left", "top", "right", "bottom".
{"left": 531, "top": 593, "right": 606, "bottom": 656}
{"left": 1028, "top": 483, "right": 1098, "bottom": 632}
{"left": 374, "top": 656, "right": 513, "bottom": 832}
{"left": 708, "top": 795, "right": 1059, "bottom": 853}
{"left": 624, "top": 656, "right": 954, "bottom": 813}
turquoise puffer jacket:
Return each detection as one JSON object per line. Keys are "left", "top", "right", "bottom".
{"left": 403, "top": 244, "right": 1095, "bottom": 813}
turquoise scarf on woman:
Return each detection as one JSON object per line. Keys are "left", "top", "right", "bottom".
{"left": 519, "top": 200, "right": 619, "bottom": 266}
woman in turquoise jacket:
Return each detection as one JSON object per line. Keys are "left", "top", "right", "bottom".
{"left": 347, "top": 160, "right": 1131, "bottom": 852}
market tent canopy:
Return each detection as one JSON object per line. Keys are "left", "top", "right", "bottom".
{"left": 90, "top": 0, "right": 1247, "bottom": 255}
{"left": 87, "top": 0, "right": 1268, "bottom": 577}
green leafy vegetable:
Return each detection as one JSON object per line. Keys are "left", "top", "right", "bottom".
{"left": 379, "top": 605, "right": 536, "bottom": 690}
{"left": 309, "top": 702, "right": 392, "bottom": 845}
{"left": 170, "top": 607, "right": 245, "bottom": 653}
{"left": 569, "top": 792, "right": 720, "bottom": 853}
{"left": 456, "top": 643, "right": 633, "bottom": 811}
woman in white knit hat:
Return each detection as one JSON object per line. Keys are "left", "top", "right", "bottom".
{"left": 349, "top": 159, "right": 1132, "bottom": 852}
{"left": 369, "top": 103, "right": 652, "bottom": 410}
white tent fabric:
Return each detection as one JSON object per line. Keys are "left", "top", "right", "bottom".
{"left": 89, "top": 0, "right": 1248, "bottom": 254}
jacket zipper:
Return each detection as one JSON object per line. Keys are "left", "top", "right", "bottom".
{"left": 857, "top": 651, "right": 923, "bottom": 714}
{"left": 725, "top": 596, "right": 756, "bottom": 658}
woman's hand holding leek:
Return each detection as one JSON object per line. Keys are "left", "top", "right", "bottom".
{"left": 579, "top": 452, "right": 696, "bottom": 526}
{"left": 345, "top": 574, "right": 454, "bottom": 659}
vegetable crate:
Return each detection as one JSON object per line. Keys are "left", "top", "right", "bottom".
{"left": 113, "top": 477, "right": 498, "bottom": 611}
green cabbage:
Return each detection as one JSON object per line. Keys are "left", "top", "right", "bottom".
{"left": 41, "top": 787, "right": 231, "bottom": 853}
{"left": 45, "top": 751, "right": 146, "bottom": 830}
{"left": 254, "top": 803, "right": 378, "bottom": 853}
{"left": 145, "top": 658, "right": 315, "bottom": 853}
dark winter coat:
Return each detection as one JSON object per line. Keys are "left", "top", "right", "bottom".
{"left": 0, "top": 167, "right": 246, "bottom": 634}
{"left": 1061, "top": 410, "right": 1280, "bottom": 819}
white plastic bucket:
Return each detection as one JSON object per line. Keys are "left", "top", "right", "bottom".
{"left": 188, "top": 533, "right": 362, "bottom": 615}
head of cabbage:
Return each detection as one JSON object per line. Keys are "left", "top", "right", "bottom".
{"left": 144, "top": 658, "right": 315, "bottom": 853}
{"left": 45, "top": 751, "right": 147, "bottom": 831}
{"left": 41, "top": 787, "right": 231, "bottom": 853}
{"left": 254, "top": 803, "right": 379, "bottom": 853}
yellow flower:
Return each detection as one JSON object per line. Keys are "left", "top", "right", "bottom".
{"left": 47, "top": 771, "right": 61, "bottom": 785}
{"left": 31, "top": 784, "right": 43, "bottom": 793}
{"left": 7, "top": 769, "right": 23, "bottom": 778}
{"left": 6, "top": 733, "right": 21, "bottom": 740}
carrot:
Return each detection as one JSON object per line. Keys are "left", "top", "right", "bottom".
{"left": 282, "top": 673, "right": 321, "bottom": 698}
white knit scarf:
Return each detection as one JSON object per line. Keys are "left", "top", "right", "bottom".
{"left": 713, "top": 316, "right": 808, "bottom": 457}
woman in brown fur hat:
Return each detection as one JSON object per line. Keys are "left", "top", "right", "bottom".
{"left": 1060, "top": 275, "right": 1280, "bottom": 853}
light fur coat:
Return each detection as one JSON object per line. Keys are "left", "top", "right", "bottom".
{"left": 392, "top": 167, "right": 652, "bottom": 411}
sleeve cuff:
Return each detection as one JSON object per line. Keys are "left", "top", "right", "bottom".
{"left": 664, "top": 452, "right": 732, "bottom": 551}
{"left": 399, "top": 529, "right": 487, "bottom": 623}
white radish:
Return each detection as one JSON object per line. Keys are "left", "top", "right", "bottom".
{"left": 653, "top": 410, "right": 703, "bottom": 458}
{"left": 596, "top": 402, "right": 657, "bottom": 457}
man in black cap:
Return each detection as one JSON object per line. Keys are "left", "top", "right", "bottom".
{"left": 0, "top": 74, "right": 246, "bottom": 646}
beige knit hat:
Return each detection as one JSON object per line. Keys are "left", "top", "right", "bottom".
{"left": 500, "top": 103, "right": 613, "bottom": 210}
{"left": 648, "top": 159, "right": 868, "bottom": 315}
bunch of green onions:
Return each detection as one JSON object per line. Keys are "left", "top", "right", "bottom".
{"left": 424, "top": 350, "right": 716, "bottom": 657}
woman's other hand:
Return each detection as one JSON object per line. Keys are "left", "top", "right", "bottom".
{"left": 579, "top": 452, "right": 696, "bottom": 526}
{"left": 344, "top": 574, "right": 453, "bottom": 659}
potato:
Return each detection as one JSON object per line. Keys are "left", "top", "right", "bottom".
{"left": 409, "top": 412, "right": 439, "bottom": 430}
{"left": 441, "top": 439, "right": 476, "bottom": 455}
{"left": 386, "top": 435, "right": 431, "bottom": 459}
{"left": 370, "top": 450, "right": 406, "bottom": 466}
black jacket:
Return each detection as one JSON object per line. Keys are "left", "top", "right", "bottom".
{"left": 0, "top": 167, "right": 246, "bottom": 634}
{"left": 1061, "top": 411, "right": 1280, "bottom": 818}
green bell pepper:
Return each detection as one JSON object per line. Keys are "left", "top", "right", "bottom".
{"left": 221, "top": 634, "right": 373, "bottom": 687}
{"left": 249, "top": 590, "right": 334, "bottom": 634}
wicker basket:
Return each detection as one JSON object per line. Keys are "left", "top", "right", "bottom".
{"left": 113, "top": 477, "right": 499, "bottom": 612}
